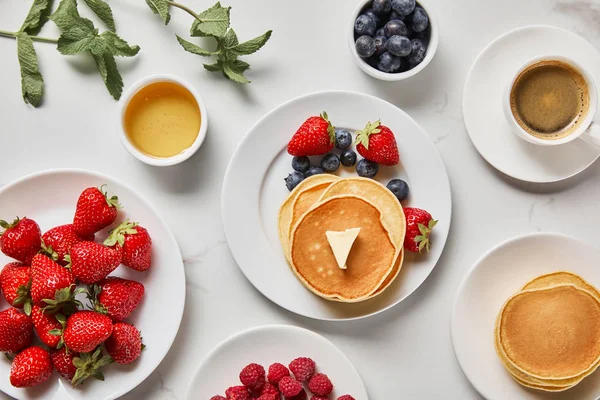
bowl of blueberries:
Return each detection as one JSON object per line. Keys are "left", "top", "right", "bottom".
{"left": 349, "top": 0, "right": 438, "bottom": 80}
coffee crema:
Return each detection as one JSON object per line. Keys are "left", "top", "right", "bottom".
{"left": 510, "top": 60, "right": 589, "bottom": 140}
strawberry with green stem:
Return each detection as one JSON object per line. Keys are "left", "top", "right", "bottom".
{"left": 73, "top": 185, "right": 121, "bottom": 238}
{"left": 1, "top": 262, "right": 31, "bottom": 310}
{"left": 30, "top": 254, "right": 76, "bottom": 311}
{"left": 403, "top": 207, "right": 437, "bottom": 253}
{"left": 88, "top": 277, "right": 145, "bottom": 322}
{"left": 42, "top": 224, "right": 92, "bottom": 265}
{"left": 63, "top": 311, "right": 113, "bottom": 353}
{"left": 105, "top": 322, "right": 144, "bottom": 364}
{"left": 287, "top": 112, "right": 336, "bottom": 157}
{"left": 104, "top": 220, "right": 152, "bottom": 271}
{"left": 71, "top": 346, "right": 114, "bottom": 387}
{"left": 66, "top": 241, "right": 122, "bottom": 284}
{"left": 355, "top": 120, "right": 400, "bottom": 166}
{"left": 0, "top": 217, "right": 41, "bottom": 263}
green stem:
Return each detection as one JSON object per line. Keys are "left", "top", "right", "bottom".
{"left": 166, "top": 1, "right": 204, "bottom": 22}
{"left": 0, "top": 29, "right": 58, "bottom": 44}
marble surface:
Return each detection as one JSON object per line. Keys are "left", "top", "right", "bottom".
{"left": 1, "top": 0, "right": 600, "bottom": 398}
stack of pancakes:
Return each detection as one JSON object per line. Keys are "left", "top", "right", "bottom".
{"left": 277, "top": 175, "right": 406, "bottom": 303}
{"left": 495, "top": 271, "right": 600, "bottom": 392}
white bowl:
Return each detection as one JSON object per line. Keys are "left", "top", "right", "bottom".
{"left": 348, "top": 0, "right": 439, "bottom": 81}
{"left": 117, "top": 74, "right": 208, "bottom": 167}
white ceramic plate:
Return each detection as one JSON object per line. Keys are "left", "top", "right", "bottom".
{"left": 186, "top": 325, "right": 368, "bottom": 399}
{"left": 451, "top": 232, "right": 600, "bottom": 400}
{"left": 0, "top": 169, "right": 185, "bottom": 400}
{"left": 222, "top": 90, "right": 451, "bottom": 320}
{"left": 463, "top": 25, "right": 600, "bottom": 183}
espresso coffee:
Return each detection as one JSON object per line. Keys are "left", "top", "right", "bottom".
{"left": 510, "top": 60, "right": 589, "bottom": 140}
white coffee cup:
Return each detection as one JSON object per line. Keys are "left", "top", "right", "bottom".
{"left": 504, "top": 55, "right": 600, "bottom": 148}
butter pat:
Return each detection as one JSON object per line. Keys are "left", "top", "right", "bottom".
{"left": 325, "top": 228, "right": 361, "bottom": 270}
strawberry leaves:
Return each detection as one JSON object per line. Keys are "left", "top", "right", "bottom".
{"left": 355, "top": 120, "right": 382, "bottom": 151}
{"left": 414, "top": 219, "right": 438, "bottom": 253}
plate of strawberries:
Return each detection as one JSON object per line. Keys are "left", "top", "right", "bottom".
{"left": 222, "top": 90, "right": 451, "bottom": 320}
{"left": 0, "top": 169, "right": 185, "bottom": 400}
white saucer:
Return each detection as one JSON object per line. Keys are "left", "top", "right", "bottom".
{"left": 451, "top": 232, "right": 600, "bottom": 400}
{"left": 186, "top": 325, "right": 368, "bottom": 399}
{"left": 463, "top": 25, "right": 600, "bottom": 183}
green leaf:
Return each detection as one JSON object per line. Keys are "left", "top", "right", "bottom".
{"left": 51, "top": 0, "right": 81, "bottom": 30}
{"left": 21, "top": 0, "right": 54, "bottom": 35}
{"left": 221, "top": 28, "right": 238, "bottom": 48}
{"left": 228, "top": 30, "right": 271, "bottom": 55}
{"left": 93, "top": 52, "right": 123, "bottom": 99}
{"left": 222, "top": 60, "right": 250, "bottom": 84}
{"left": 83, "top": 0, "right": 115, "bottom": 31}
{"left": 100, "top": 31, "right": 140, "bottom": 57}
{"left": 231, "top": 59, "right": 249, "bottom": 72}
{"left": 145, "top": 0, "right": 170, "bottom": 25}
{"left": 57, "top": 24, "right": 96, "bottom": 55}
{"left": 203, "top": 62, "right": 222, "bottom": 72}
{"left": 16, "top": 32, "right": 44, "bottom": 107}
{"left": 176, "top": 35, "right": 216, "bottom": 56}
{"left": 89, "top": 36, "right": 108, "bottom": 56}
{"left": 190, "top": 2, "right": 230, "bottom": 38}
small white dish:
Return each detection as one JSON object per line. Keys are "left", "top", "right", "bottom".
{"left": 0, "top": 169, "right": 185, "bottom": 400}
{"left": 348, "top": 0, "right": 439, "bottom": 81}
{"left": 463, "top": 25, "right": 600, "bottom": 183}
{"left": 222, "top": 90, "right": 451, "bottom": 321}
{"left": 185, "top": 325, "right": 368, "bottom": 400}
{"left": 117, "top": 74, "right": 208, "bottom": 167}
{"left": 451, "top": 232, "right": 600, "bottom": 400}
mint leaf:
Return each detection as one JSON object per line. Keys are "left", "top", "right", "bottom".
{"left": 100, "top": 31, "right": 140, "bottom": 57}
{"left": 145, "top": 0, "right": 170, "bottom": 25}
{"left": 93, "top": 52, "right": 122, "bottom": 99}
{"left": 176, "top": 35, "right": 216, "bottom": 56}
{"left": 51, "top": 0, "right": 81, "bottom": 30}
{"left": 57, "top": 22, "right": 96, "bottom": 55}
{"left": 190, "top": 2, "right": 230, "bottom": 38}
{"left": 16, "top": 32, "right": 44, "bottom": 106}
{"left": 221, "top": 28, "right": 238, "bottom": 48}
{"left": 21, "top": 0, "right": 54, "bottom": 35}
{"left": 89, "top": 36, "right": 108, "bottom": 56}
{"left": 222, "top": 60, "right": 249, "bottom": 83}
{"left": 203, "top": 62, "right": 222, "bottom": 72}
{"left": 83, "top": 0, "right": 116, "bottom": 31}
{"left": 229, "top": 30, "right": 271, "bottom": 56}
{"left": 231, "top": 59, "right": 249, "bottom": 72}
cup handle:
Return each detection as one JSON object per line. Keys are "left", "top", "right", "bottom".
{"left": 580, "top": 121, "right": 600, "bottom": 149}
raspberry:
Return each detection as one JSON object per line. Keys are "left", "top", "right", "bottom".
{"left": 278, "top": 376, "right": 303, "bottom": 397}
{"left": 225, "top": 386, "right": 251, "bottom": 400}
{"left": 337, "top": 396, "right": 356, "bottom": 400}
{"left": 260, "top": 382, "right": 280, "bottom": 396}
{"left": 268, "top": 362, "right": 290, "bottom": 385}
{"left": 289, "top": 357, "right": 315, "bottom": 382}
{"left": 311, "top": 396, "right": 330, "bottom": 400}
{"left": 288, "top": 389, "right": 307, "bottom": 400}
{"left": 239, "top": 363, "right": 266, "bottom": 391}
{"left": 256, "top": 394, "right": 278, "bottom": 400}
{"left": 210, "top": 397, "right": 227, "bottom": 400}
{"left": 308, "top": 373, "right": 333, "bottom": 396}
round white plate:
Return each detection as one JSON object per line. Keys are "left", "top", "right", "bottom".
{"left": 186, "top": 325, "right": 368, "bottom": 399}
{"left": 451, "top": 232, "right": 600, "bottom": 400}
{"left": 222, "top": 90, "right": 451, "bottom": 320}
{"left": 0, "top": 169, "right": 185, "bottom": 400}
{"left": 463, "top": 25, "right": 600, "bottom": 183}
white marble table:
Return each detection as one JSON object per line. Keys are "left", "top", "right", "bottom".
{"left": 1, "top": 0, "right": 599, "bottom": 398}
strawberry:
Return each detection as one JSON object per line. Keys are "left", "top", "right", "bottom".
{"left": 0, "top": 217, "right": 41, "bottom": 263}
{"left": 105, "top": 322, "right": 144, "bottom": 364}
{"left": 66, "top": 241, "right": 122, "bottom": 284}
{"left": 287, "top": 112, "right": 336, "bottom": 156}
{"left": 403, "top": 207, "right": 437, "bottom": 253}
{"left": 88, "top": 277, "right": 145, "bottom": 322}
{"left": 355, "top": 120, "right": 400, "bottom": 166}
{"left": 70, "top": 346, "right": 113, "bottom": 386}
{"left": 104, "top": 220, "right": 152, "bottom": 271}
{"left": 31, "top": 305, "right": 67, "bottom": 349}
{"left": 42, "top": 224, "right": 92, "bottom": 265}
{"left": 63, "top": 311, "right": 113, "bottom": 353}
{"left": 0, "top": 262, "right": 31, "bottom": 310}
{"left": 0, "top": 308, "right": 33, "bottom": 353}
{"left": 73, "top": 186, "right": 121, "bottom": 238}
{"left": 30, "top": 254, "right": 76, "bottom": 307}
{"left": 10, "top": 346, "right": 53, "bottom": 388}
{"left": 50, "top": 347, "right": 79, "bottom": 381}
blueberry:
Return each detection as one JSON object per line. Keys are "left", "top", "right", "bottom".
{"left": 387, "top": 35, "right": 411, "bottom": 57}
{"left": 335, "top": 129, "right": 352, "bottom": 149}
{"left": 355, "top": 35, "right": 376, "bottom": 58}
{"left": 374, "top": 35, "right": 388, "bottom": 56}
{"left": 321, "top": 153, "right": 340, "bottom": 172}
{"left": 408, "top": 38, "right": 427, "bottom": 67}
{"left": 383, "top": 19, "right": 408, "bottom": 38}
{"left": 340, "top": 149, "right": 357, "bottom": 167}
{"left": 386, "top": 179, "right": 409, "bottom": 201}
{"left": 355, "top": 14, "right": 376, "bottom": 37}
{"left": 363, "top": 9, "right": 382, "bottom": 28}
{"left": 356, "top": 159, "right": 379, "bottom": 178}
{"left": 408, "top": 7, "right": 428, "bottom": 32}
{"left": 285, "top": 172, "right": 304, "bottom": 191}
{"left": 292, "top": 156, "right": 310, "bottom": 173}
{"left": 391, "top": 0, "right": 416, "bottom": 16}
{"left": 378, "top": 52, "right": 402, "bottom": 73}
{"left": 305, "top": 166, "right": 324, "bottom": 178}
{"left": 375, "top": 27, "right": 385, "bottom": 37}
{"left": 389, "top": 11, "right": 404, "bottom": 21}
{"left": 372, "top": 0, "right": 391, "bottom": 16}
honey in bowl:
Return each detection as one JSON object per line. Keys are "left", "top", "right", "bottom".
{"left": 124, "top": 81, "right": 201, "bottom": 158}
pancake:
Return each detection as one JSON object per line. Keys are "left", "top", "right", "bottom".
{"left": 289, "top": 195, "right": 396, "bottom": 302}
{"left": 522, "top": 271, "right": 600, "bottom": 301}
{"left": 369, "top": 250, "right": 404, "bottom": 298}
{"left": 278, "top": 174, "right": 338, "bottom": 262}
{"left": 497, "top": 284, "right": 600, "bottom": 380}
